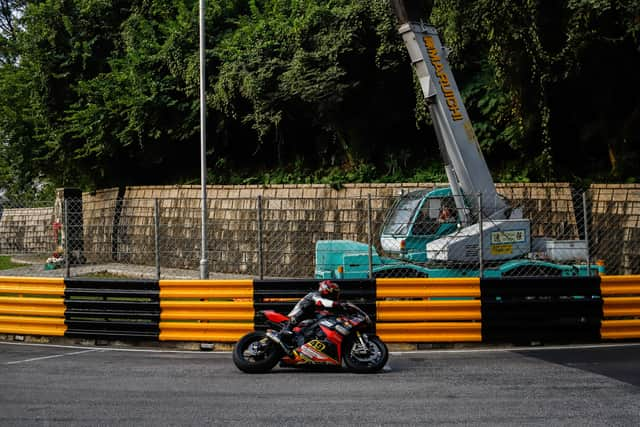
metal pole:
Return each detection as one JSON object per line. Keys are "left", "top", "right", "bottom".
{"left": 199, "top": 0, "right": 209, "bottom": 279}
{"left": 257, "top": 195, "right": 264, "bottom": 280}
{"left": 367, "top": 194, "right": 373, "bottom": 279}
{"left": 64, "top": 199, "right": 70, "bottom": 279}
{"left": 582, "top": 192, "right": 591, "bottom": 276}
{"left": 154, "top": 198, "right": 161, "bottom": 280}
{"left": 478, "top": 193, "right": 484, "bottom": 278}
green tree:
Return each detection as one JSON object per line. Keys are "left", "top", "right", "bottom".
{"left": 0, "top": 0, "right": 52, "bottom": 199}
{"left": 431, "top": 0, "right": 640, "bottom": 181}
{"left": 62, "top": 0, "right": 203, "bottom": 187}
{"left": 16, "top": 0, "right": 133, "bottom": 188}
{"left": 211, "top": 0, "right": 433, "bottom": 178}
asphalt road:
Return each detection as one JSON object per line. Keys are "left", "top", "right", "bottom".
{"left": 1, "top": 341, "right": 638, "bottom": 426}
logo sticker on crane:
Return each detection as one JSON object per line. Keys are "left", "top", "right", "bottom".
{"left": 491, "top": 230, "right": 526, "bottom": 244}
{"left": 423, "top": 36, "right": 464, "bottom": 122}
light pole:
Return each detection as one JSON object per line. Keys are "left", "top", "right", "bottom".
{"left": 199, "top": 0, "right": 209, "bottom": 279}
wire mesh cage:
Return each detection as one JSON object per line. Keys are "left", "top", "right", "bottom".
{"left": 0, "top": 184, "right": 638, "bottom": 278}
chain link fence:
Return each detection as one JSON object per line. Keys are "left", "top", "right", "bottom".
{"left": 0, "top": 184, "right": 638, "bottom": 278}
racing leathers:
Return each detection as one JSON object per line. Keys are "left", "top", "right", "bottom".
{"left": 280, "top": 291, "right": 341, "bottom": 346}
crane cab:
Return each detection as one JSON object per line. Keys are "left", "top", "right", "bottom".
{"left": 380, "top": 189, "right": 460, "bottom": 262}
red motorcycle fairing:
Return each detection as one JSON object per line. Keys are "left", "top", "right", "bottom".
{"left": 280, "top": 338, "right": 340, "bottom": 366}
{"left": 320, "top": 325, "right": 344, "bottom": 361}
{"left": 279, "top": 320, "right": 346, "bottom": 367}
{"left": 263, "top": 310, "right": 288, "bottom": 323}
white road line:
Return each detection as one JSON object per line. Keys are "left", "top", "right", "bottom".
{"left": 1, "top": 340, "right": 639, "bottom": 358}
{"left": 0, "top": 341, "right": 229, "bottom": 355}
{"left": 6, "top": 348, "right": 102, "bottom": 365}
{"left": 390, "top": 342, "right": 640, "bottom": 355}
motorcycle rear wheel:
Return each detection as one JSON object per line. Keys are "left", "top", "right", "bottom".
{"left": 343, "top": 335, "right": 388, "bottom": 373}
{"left": 232, "top": 331, "right": 283, "bottom": 373}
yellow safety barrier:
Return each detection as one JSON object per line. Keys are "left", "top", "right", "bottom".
{"left": 159, "top": 279, "right": 255, "bottom": 342}
{"left": 374, "top": 278, "right": 481, "bottom": 343}
{"left": 377, "top": 300, "right": 481, "bottom": 321}
{"left": 0, "top": 276, "right": 65, "bottom": 296}
{"left": 160, "top": 300, "right": 254, "bottom": 321}
{"left": 0, "top": 277, "right": 66, "bottom": 337}
{"left": 0, "top": 314, "right": 66, "bottom": 336}
{"left": 601, "top": 320, "right": 640, "bottom": 340}
{"left": 376, "top": 278, "right": 480, "bottom": 298}
{"left": 159, "top": 279, "right": 253, "bottom": 299}
{"left": 159, "top": 322, "right": 254, "bottom": 342}
{"left": 377, "top": 322, "right": 482, "bottom": 342}
{"left": 0, "top": 296, "right": 66, "bottom": 317}
{"left": 600, "top": 275, "right": 640, "bottom": 296}
{"left": 600, "top": 275, "right": 640, "bottom": 340}
{"left": 603, "top": 297, "right": 640, "bottom": 317}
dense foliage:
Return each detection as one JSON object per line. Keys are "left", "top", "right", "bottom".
{"left": 0, "top": 0, "right": 638, "bottom": 198}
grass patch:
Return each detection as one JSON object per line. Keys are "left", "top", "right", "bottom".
{"left": 0, "top": 256, "right": 25, "bottom": 270}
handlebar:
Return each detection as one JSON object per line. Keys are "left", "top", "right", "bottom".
{"left": 340, "top": 301, "right": 371, "bottom": 325}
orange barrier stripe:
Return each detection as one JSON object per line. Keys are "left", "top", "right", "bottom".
{"left": 0, "top": 284, "right": 65, "bottom": 296}
{"left": 0, "top": 277, "right": 65, "bottom": 296}
{"left": 602, "top": 297, "right": 640, "bottom": 317}
{"left": 377, "top": 300, "right": 481, "bottom": 321}
{"left": 376, "top": 278, "right": 480, "bottom": 298}
{"left": 159, "top": 321, "right": 254, "bottom": 342}
{"left": 0, "top": 315, "right": 67, "bottom": 336}
{"left": 0, "top": 304, "right": 65, "bottom": 317}
{"left": 159, "top": 279, "right": 253, "bottom": 299}
{"left": 600, "top": 275, "right": 640, "bottom": 296}
{"left": 0, "top": 277, "right": 65, "bottom": 286}
{"left": 0, "top": 296, "right": 65, "bottom": 305}
{"left": 160, "top": 300, "right": 254, "bottom": 321}
{"left": 376, "top": 321, "right": 481, "bottom": 342}
{"left": 600, "top": 319, "right": 640, "bottom": 339}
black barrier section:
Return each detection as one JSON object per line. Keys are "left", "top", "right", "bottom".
{"left": 64, "top": 278, "right": 160, "bottom": 340}
{"left": 480, "top": 276, "right": 603, "bottom": 343}
{"left": 253, "top": 279, "right": 376, "bottom": 332}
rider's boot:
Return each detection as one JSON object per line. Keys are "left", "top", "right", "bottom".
{"left": 280, "top": 322, "right": 296, "bottom": 346}
{"left": 266, "top": 330, "right": 295, "bottom": 356}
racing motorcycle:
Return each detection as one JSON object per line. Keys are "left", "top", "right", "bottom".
{"left": 232, "top": 302, "right": 388, "bottom": 373}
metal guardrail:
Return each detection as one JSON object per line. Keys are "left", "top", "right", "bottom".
{"left": 376, "top": 278, "right": 480, "bottom": 298}
{"left": 376, "top": 300, "right": 481, "bottom": 321}
{"left": 159, "top": 279, "right": 254, "bottom": 342}
{"left": 0, "top": 275, "right": 639, "bottom": 343}
{"left": 375, "top": 277, "right": 481, "bottom": 342}
{"left": 0, "top": 277, "right": 66, "bottom": 336}
{"left": 376, "top": 322, "right": 482, "bottom": 343}
{"left": 600, "top": 275, "right": 640, "bottom": 339}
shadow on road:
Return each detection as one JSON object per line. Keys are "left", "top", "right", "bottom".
{"left": 515, "top": 344, "right": 640, "bottom": 387}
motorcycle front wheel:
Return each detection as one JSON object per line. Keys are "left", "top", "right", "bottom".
{"left": 343, "top": 334, "right": 389, "bottom": 373}
{"left": 232, "top": 331, "right": 284, "bottom": 373}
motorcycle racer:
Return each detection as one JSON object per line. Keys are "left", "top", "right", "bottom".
{"left": 280, "top": 280, "right": 343, "bottom": 347}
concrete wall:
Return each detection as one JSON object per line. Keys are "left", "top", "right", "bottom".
{"left": 590, "top": 184, "right": 640, "bottom": 275}
{"left": 0, "top": 207, "right": 55, "bottom": 255}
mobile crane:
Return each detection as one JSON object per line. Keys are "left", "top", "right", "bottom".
{"left": 314, "top": 0, "right": 598, "bottom": 279}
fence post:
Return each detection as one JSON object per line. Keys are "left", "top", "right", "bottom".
{"left": 64, "top": 199, "right": 70, "bottom": 279}
{"left": 478, "top": 193, "right": 484, "bottom": 278}
{"left": 367, "top": 194, "right": 373, "bottom": 279}
{"left": 582, "top": 192, "right": 591, "bottom": 276}
{"left": 257, "top": 195, "right": 264, "bottom": 280}
{"left": 154, "top": 198, "right": 161, "bottom": 280}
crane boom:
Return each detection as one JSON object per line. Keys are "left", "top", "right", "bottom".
{"left": 391, "top": 1, "right": 508, "bottom": 221}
